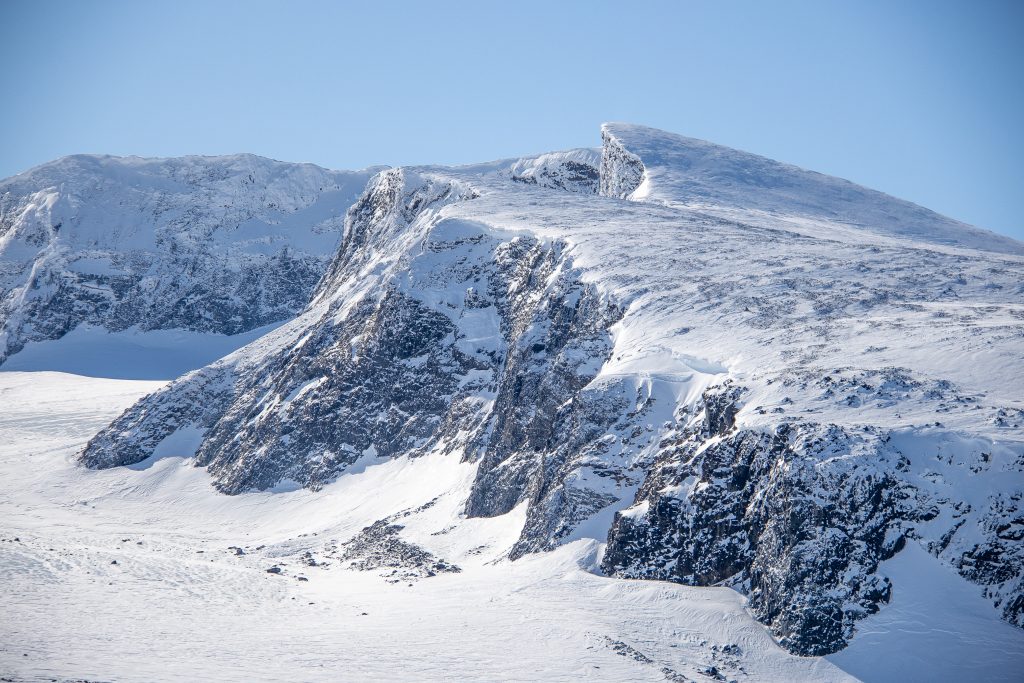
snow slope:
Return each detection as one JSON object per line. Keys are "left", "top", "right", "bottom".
{"left": 827, "top": 543, "right": 1024, "bottom": 681}
{"left": 0, "top": 372, "right": 853, "bottom": 682}
{"left": 599, "top": 123, "right": 1024, "bottom": 255}
{"left": 0, "top": 322, "right": 283, "bottom": 380}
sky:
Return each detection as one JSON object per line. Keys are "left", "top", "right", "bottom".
{"left": 1, "top": 0, "right": 1022, "bottom": 240}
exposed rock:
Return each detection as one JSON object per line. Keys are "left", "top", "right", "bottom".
{"left": 338, "top": 520, "right": 460, "bottom": 582}
{"left": 602, "top": 384, "right": 1023, "bottom": 655}
{"left": 508, "top": 149, "right": 601, "bottom": 194}
{"left": 599, "top": 128, "right": 646, "bottom": 198}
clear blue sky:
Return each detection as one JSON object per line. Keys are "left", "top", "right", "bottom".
{"left": 2, "top": 0, "right": 1022, "bottom": 239}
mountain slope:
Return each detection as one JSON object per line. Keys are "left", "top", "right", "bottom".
{"left": 0, "top": 153, "right": 380, "bottom": 365}
{"left": 599, "top": 122, "right": 1024, "bottom": 255}
{"left": 78, "top": 125, "right": 1024, "bottom": 658}
{"left": 1, "top": 371, "right": 861, "bottom": 683}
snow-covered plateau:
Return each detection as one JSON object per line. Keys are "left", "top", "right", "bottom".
{"left": 2, "top": 123, "right": 1023, "bottom": 681}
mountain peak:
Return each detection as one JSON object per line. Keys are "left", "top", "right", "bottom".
{"left": 599, "top": 122, "right": 1024, "bottom": 255}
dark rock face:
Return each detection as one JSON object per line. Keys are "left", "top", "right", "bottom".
{"left": 463, "top": 292, "right": 627, "bottom": 558}
{"left": 195, "top": 290, "right": 471, "bottom": 492}
{"left": 599, "top": 130, "right": 645, "bottom": 198}
{"left": 462, "top": 237, "right": 624, "bottom": 533}
{"left": 509, "top": 152, "right": 601, "bottom": 194}
{"left": 601, "top": 383, "right": 1023, "bottom": 655}
{"left": 81, "top": 364, "right": 235, "bottom": 469}
{"left": 4, "top": 247, "right": 325, "bottom": 339}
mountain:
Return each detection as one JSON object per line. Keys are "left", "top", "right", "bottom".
{"left": 52, "top": 123, "right": 1024, "bottom": 659}
{"left": 0, "top": 153, "right": 381, "bottom": 367}
{"left": 600, "top": 123, "right": 1024, "bottom": 255}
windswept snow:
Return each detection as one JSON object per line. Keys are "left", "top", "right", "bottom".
{"left": 827, "top": 543, "right": 1024, "bottom": 681}
{"left": 0, "top": 372, "right": 851, "bottom": 682}
{"left": 600, "top": 123, "right": 1024, "bottom": 255}
{"left": 0, "top": 322, "right": 283, "bottom": 380}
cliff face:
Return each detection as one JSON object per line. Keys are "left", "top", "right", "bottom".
{"left": 76, "top": 125, "right": 1024, "bottom": 655}
{"left": 599, "top": 128, "right": 646, "bottom": 199}
{"left": 600, "top": 381, "right": 1024, "bottom": 655}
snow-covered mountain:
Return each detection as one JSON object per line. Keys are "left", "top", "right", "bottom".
{"left": 0, "top": 153, "right": 380, "bottom": 365}
{"left": 600, "top": 124, "right": 1024, "bottom": 255}
{"left": 66, "top": 123, "right": 1024, "bottom": 663}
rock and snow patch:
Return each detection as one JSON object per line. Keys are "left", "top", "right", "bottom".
{"left": 508, "top": 148, "right": 601, "bottom": 194}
